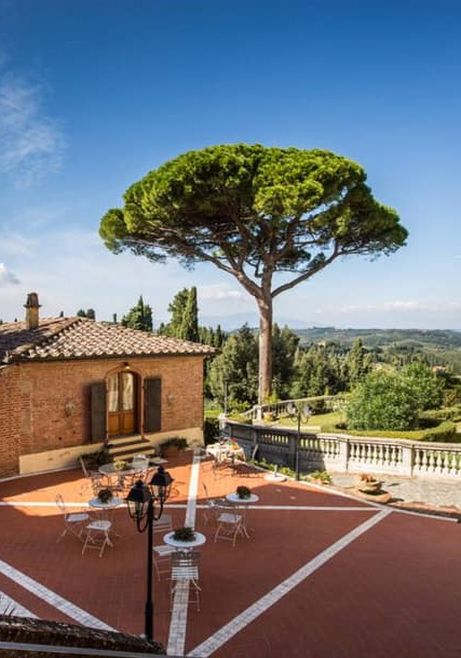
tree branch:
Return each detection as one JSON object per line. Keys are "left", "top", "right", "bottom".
{"left": 271, "top": 245, "right": 342, "bottom": 298}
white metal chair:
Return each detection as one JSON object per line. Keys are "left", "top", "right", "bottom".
{"left": 170, "top": 550, "right": 201, "bottom": 611}
{"left": 214, "top": 504, "right": 244, "bottom": 547}
{"left": 152, "top": 544, "right": 176, "bottom": 580}
{"left": 55, "top": 494, "right": 89, "bottom": 543}
{"left": 153, "top": 514, "right": 173, "bottom": 535}
{"left": 202, "top": 482, "right": 225, "bottom": 525}
{"left": 81, "top": 520, "right": 113, "bottom": 557}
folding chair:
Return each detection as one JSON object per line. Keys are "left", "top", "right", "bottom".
{"left": 82, "top": 520, "right": 113, "bottom": 557}
{"left": 170, "top": 550, "right": 201, "bottom": 611}
{"left": 153, "top": 514, "right": 173, "bottom": 536}
{"left": 202, "top": 482, "right": 226, "bottom": 525}
{"left": 214, "top": 504, "right": 244, "bottom": 547}
{"left": 153, "top": 544, "right": 176, "bottom": 580}
{"left": 55, "top": 494, "right": 89, "bottom": 543}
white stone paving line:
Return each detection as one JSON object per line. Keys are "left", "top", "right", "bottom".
{"left": 0, "top": 591, "right": 36, "bottom": 617}
{"left": 187, "top": 509, "right": 392, "bottom": 658}
{"left": 0, "top": 501, "right": 375, "bottom": 512}
{"left": 0, "top": 559, "right": 114, "bottom": 631}
{"left": 166, "top": 450, "right": 201, "bottom": 657}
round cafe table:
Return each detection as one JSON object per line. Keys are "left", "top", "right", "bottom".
{"left": 88, "top": 496, "right": 124, "bottom": 510}
{"left": 98, "top": 463, "right": 149, "bottom": 477}
{"left": 225, "top": 492, "right": 259, "bottom": 538}
{"left": 163, "top": 531, "right": 206, "bottom": 551}
{"left": 88, "top": 496, "right": 124, "bottom": 536}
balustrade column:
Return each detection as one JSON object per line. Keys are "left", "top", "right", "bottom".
{"left": 338, "top": 437, "right": 349, "bottom": 471}
{"left": 401, "top": 443, "right": 414, "bottom": 476}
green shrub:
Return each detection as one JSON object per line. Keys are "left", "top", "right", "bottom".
{"left": 345, "top": 421, "right": 458, "bottom": 442}
{"left": 347, "top": 371, "right": 419, "bottom": 431}
{"left": 421, "top": 405, "right": 461, "bottom": 423}
{"left": 443, "top": 388, "right": 461, "bottom": 407}
{"left": 161, "top": 437, "right": 188, "bottom": 450}
{"left": 401, "top": 362, "right": 443, "bottom": 410}
{"left": 420, "top": 421, "right": 457, "bottom": 442}
{"left": 308, "top": 470, "right": 332, "bottom": 484}
{"left": 228, "top": 413, "right": 252, "bottom": 425}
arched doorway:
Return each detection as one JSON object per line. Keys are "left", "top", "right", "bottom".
{"left": 107, "top": 371, "right": 138, "bottom": 437}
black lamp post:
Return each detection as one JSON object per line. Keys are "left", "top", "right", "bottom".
{"left": 287, "top": 403, "right": 311, "bottom": 480}
{"left": 126, "top": 466, "right": 173, "bottom": 642}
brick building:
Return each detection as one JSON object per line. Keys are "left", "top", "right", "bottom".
{"left": 0, "top": 293, "right": 214, "bottom": 476}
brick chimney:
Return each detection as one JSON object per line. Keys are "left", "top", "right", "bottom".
{"left": 24, "top": 292, "right": 41, "bottom": 330}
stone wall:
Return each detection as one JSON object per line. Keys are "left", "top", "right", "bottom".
{"left": 0, "top": 355, "right": 205, "bottom": 475}
{"left": 0, "top": 366, "right": 21, "bottom": 476}
{"left": 0, "top": 616, "right": 165, "bottom": 655}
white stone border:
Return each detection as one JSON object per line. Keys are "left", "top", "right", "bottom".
{"left": 166, "top": 450, "right": 201, "bottom": 656}
{"left": 0, "top": 559, "right": 114, "bottom": 631}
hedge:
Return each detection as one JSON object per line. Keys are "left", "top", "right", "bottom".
{"left": 342, "top": 420, "right": 458, "bottom": 442}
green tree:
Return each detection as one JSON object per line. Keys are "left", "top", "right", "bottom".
{"left": 180, "top": 286, "right": 199, "bottom": 341}
{"left": 161, "top": 288, "right": 196, "bottom": 338}
{"left": 271, "top": 324, "right": 299, "bottom": 398}
{"left": 291, "top": 343, "right": 345, "bottom": 397}
{"left": 100, "top": 144, "right": 408, "bottom": 402}
{"left": 346, "top": 370, "right": 420, "bottom": 431}
{"left": 121, "top": 296, "right": 153, "bottom": 332}
{"left": 76, "top": 309, "right": 87, "bottom": 317}
{"left": 208, "top": 325, "right": 259, "bottom": 408}
{"left": 345, "top": 338, "right": 372, "bottom": 387}
{"left": 401, "top": 361, "right": 443, "bottom": 410}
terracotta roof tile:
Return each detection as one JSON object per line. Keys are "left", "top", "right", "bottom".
{"left": 0, "top": 317, "right": 214, "bottom": 363}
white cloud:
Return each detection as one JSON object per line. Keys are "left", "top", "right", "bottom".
{"left": 0, "top": 263, "right": 20, "bottom": 286}
{"left": 0, "top": 72, "right": 65, "bottom": 185}
{"left": 199, "top": 284, "right": 251, "bottom": 303}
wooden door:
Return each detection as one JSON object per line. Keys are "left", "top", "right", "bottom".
{"left": 107, "top": 372, "right": 137, "bottom": 437}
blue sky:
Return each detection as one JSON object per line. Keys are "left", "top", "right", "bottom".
{"left": 1, "top": 0, "right": 460, "bottom": 329}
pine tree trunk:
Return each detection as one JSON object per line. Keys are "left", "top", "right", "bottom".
{"left": 257, "top": 295, "right": 273, "bottom": 404}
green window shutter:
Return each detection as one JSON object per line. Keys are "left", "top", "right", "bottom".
{"left": 91, "top": 382, "right": 106, "bottom": 442}
{"left": 144, "top": 378, "right": 162, "bottom": 432}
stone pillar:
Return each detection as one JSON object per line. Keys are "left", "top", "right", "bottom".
{"left": 401, "top": 442, "right": 414, "bottom": 476}
{"left": 338, "top": 436, "right": 349, "bottom": 471}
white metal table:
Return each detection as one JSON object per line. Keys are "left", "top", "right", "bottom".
{"left": 88, "top": 496, "right": 124, "bottom": 535}
{"left": 225, "top": 492, "right": 259, "bottom": 538}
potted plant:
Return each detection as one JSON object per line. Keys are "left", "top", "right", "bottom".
{"left": 97, "top": 488, "right": 113, "bottom": 504}
{"left": 172, "top": 526, "right": 196, "bottom": 542}
{"left": 113, "top": 459, "right": 130, "bottom": 471}
{"left": 161, "top": 437, "right": 188, "bottom": 458}
{"left": 236, "top": 485, "right": 251, "bottom": 500}
{"left": 358, "top": 473, "right": 382, "bottom": 494}
{"left": 308, "top": 470, "right": 332, "bottom": 485}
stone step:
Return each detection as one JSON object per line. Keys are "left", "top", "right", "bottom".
{"left": 107, "top": 435, "right": 143, "bottom": 446}
{"left": 107, "top": 437, "right": 157, "bottom": 463}
{"left": 108, "top": 438, "right": 150, "bottom": 454}
{"left": 110, "top": 446, "right": 157, "bottom": 462}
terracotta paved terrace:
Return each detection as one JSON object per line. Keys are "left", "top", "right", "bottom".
{"left": 1, "top": 451, "right": 461, "bottom": 657}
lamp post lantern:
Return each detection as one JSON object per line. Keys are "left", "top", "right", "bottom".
{"left": 126, "top": 466, "right": 173, "bottom": 641}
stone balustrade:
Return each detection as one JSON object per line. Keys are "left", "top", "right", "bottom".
{"left": 241, "top": 395, "right": 346, "bottom": 421}
{"left": 223, "top": 420, "right": 461, "bottom": 479}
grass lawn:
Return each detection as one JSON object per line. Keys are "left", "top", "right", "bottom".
{"left": 267, "top": 411, "right": 461, "bottom": 442}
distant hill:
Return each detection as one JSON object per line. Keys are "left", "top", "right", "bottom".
{"left": 295, "top": 327, "right": 461, "bottom": 349}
